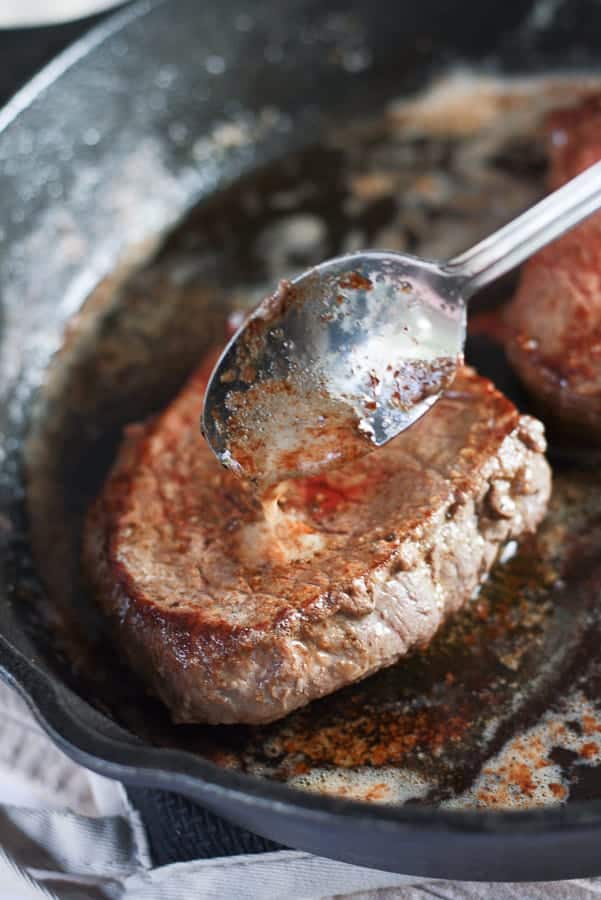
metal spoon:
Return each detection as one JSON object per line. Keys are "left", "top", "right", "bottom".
{"left": 202, "top": 158, "right": 601, "bottom": 484}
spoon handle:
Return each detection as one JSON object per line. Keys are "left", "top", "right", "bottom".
{"left": 444, "top": 158, "right": 601, "bottom": 298}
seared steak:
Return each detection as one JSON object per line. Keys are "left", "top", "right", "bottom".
{"left": 506, "top": 96, "right": 601, "bottom": 437}
{"left": 84, "top": 356, "right": 551, "bottom": 724}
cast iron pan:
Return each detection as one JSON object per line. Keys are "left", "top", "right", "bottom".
{"left": 4, "top": 0, "right": 601, "bottom": 881}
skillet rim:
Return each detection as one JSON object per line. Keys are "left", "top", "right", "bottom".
{"left": 2, "top": 0, "right": 601, "bottom": 846}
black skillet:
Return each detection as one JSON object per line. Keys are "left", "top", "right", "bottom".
{"left": 3, "top": 0, "right": 601, "bottom": 881}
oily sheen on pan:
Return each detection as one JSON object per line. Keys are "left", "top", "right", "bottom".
{"left": 84, "top": 353, "right": 551, "bottom": 725}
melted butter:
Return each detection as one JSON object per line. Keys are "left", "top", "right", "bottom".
{"left": 237, "top": 481, "right": 327, "bottom": 565}
{"left": 223, "top": 381, "right": 372, "bottom": 485}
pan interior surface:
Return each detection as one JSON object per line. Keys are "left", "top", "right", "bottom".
{"left": 21, "top": 70, "right": 601, "bottom": 814}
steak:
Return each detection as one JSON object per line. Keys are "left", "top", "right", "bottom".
{"left": 506, "top": 95, "right": 601, "bottom": 437}
{"left": 84, "top": 355, "right": 551, "bottom": 724}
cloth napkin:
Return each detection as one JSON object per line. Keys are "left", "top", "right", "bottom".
{"left": 2, "top": 678, "right": 601, "bottom": 899}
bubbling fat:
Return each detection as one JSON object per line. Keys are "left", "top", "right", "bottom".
{"left": 443, "top": 692, "right": 601, "bottom": 810}
{"left": 288, "top": 766, "right": 433, "bottom": 805}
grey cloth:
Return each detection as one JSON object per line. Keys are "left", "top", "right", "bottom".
{"left": 0, "top": 680, "right": 598, "bottom": 899}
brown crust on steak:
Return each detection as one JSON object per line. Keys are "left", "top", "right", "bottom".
{"left": 505, "top": 95, "right": 601, "bottom": 437}
{"left": 84, "top": 357, "right": 551, "bottom": 724}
